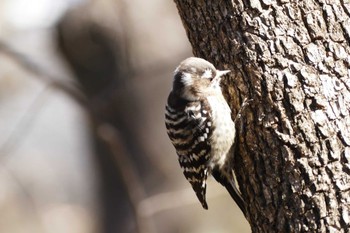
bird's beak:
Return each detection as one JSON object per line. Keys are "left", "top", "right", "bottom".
{"left": 211, "top": 70, "right": 231, "bottom": 87}
{"left": 217, "top": 70, "right": 231, "bottom": 77}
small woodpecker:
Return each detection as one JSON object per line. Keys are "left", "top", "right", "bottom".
{"left": 165, "top": 57, "right": 246, "bottom": 214}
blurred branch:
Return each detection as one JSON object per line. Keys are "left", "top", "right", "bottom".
{"left": 0, "top": 164, "right": 45, "bottom": 231}
{"left": 0, "top": 40, "right": 86, "bottom": 107}
{"left": 138, "top": 182, "right": 228, "bottom": 217}
{"left": 0, "top": 39, "right": 157, "bottom": 233}
{"left": 0, "top": 86, "right": 50, "bottom": 160}
{"left": 97, "top": 124, "right": 156, "bottom": 233}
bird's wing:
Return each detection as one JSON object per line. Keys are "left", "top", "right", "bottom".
{"left": 165, "top": 100, "right": 212, "bottom": 209}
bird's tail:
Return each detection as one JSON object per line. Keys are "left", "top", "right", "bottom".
{"left": 212, "top": 169, "right": 246, "bottom": 215}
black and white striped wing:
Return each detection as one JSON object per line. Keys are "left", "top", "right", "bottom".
{"left": 165, "top": 100, "right": 212, "bottom": 209}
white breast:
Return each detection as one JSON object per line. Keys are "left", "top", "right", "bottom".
{"left": 206, "top": 94, "right": 236, "bottom": 169}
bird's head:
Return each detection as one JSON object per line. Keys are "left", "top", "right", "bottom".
{"left": 172, "top": 57, "right": 230, "bottom": 101}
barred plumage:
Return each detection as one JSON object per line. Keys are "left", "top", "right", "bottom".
{"left": 165, "top": 57, "right": 246, "bottom": 214}
{"left": 165, "top": 100, "right": 212, "bottom": 208}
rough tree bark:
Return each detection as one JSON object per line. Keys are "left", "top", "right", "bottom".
{"left": 174, "top": 0, "right": 350, "bottom": 232}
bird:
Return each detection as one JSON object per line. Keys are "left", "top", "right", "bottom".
{"left": 165, "top": 57, "right": 246, "bottom": 214}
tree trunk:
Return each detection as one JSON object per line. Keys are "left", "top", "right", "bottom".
{"left": 173, "top": 0, "right": 350, "bottom": 232}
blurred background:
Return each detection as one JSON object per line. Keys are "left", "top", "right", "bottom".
{"left": 0, "top": 0, "right": 249, "bottom": 232}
